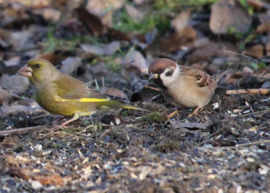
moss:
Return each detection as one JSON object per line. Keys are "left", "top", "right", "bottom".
{"left": 153, "top": 140, "right": 182, "bottom": 153}
{"left": 143, "top": 112, "right": 167, "bottom": 123}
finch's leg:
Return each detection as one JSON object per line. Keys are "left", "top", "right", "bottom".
{"left": 60, "top": 113, "right": 80, "bottom": 127}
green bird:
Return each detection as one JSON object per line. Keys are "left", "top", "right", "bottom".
{"left": 18, "top": 58, "right": 144, "bottom": 126}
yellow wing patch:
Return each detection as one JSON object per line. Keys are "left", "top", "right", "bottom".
{"left": 54, "top": 96, "right": 110, "bottom": 103}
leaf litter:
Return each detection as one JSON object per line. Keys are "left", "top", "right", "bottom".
{"left": 0, "top": 0, "right": 270, "bottom": 192}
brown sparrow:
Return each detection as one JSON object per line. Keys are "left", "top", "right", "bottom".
{"left": 149, "top": 58, "right": 220, "bottom": 116}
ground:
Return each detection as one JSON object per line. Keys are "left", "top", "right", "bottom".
{"left": 0, "top": 0, "right": 270, "bottom": 192}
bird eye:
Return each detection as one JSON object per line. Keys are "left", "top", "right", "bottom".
{"left": 165, "top": 70, "right": 173, "bottom": 76}
{"left": 158, "top": 68, "right": 164, "bottom": 74}
{"left": 34, "top": 64, "right": 40, "bottom": 69}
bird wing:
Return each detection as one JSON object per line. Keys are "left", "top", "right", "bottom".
{"left": 180, "top": 65, "right": 213, "bottom": 87}
{"left": 53, "top": 73, "right": 110, "bottom": 101}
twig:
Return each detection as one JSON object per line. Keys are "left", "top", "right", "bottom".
{"left": 226, "top": 89, "right": 270, "bottom": 95}
{"left": 235, "top": 140, "right": 270, "bottom": 147}
{"left": 226, "top": 109, "right": 270, "bottom": 118}
{"left": 0, "top": 125, "right": 48, "bottom": 136}
{"left": 144, "top": 85, "right": 160, "bottom": 92}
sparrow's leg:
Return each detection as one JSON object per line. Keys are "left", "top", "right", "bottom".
{"left": 167, "top": 110, "right": 179, "bottom": 120}
{"left": 188, "top": 106, "right": 201, "bottom": 117}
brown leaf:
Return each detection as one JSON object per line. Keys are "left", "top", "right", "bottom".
{"left": 1, "top": 136, "right": 19, "bottom": 148}
{"left": 38, "top": 51, "right": 72, "bottom": 65}
{"left": 145, "top": 26, "right": 196, "bottom": 55}
{"left": 0, "top": 87, "right": 13, "bottom": 105}
{"left": 122, "top": 50, "right": 148, "bottom": 76}
{"left": 104, "top": 87, "right": 128, "bottom": 99}
{"left": 210, "top": 0, "right": 251, "bottom": 34}
{"left": 247, "top": 0, "right": 270, "bottom": 11}
{"left": 125, "top": 5, "right": 144, "bottom": 21}
{"left": 34, "top": 173, "right": 64, "bottom": 186}
{"left": 186, "top": 42, "right": 236, "bottom": 63}
{"left": 74, "top": 7, "right": 105, "bottom": 37}
{"left": 171, "top": 11, "right": 190, "bottom": 32}
{"left": 243, "top": 44, "right": 264, "bottom": 59}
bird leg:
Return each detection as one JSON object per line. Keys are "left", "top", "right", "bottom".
{"left": 167, "top": 110, "right": 179, "bottom": 120}
{"left": 188, "top": 106, "right": 201, "bottom": 118}
{"left": 60, "top": 113, "right": 80, "bottom": 127}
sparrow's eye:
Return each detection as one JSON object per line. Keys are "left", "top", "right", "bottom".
{"left": 34, "top": 64, "right": 40, "bottom": 69}
{"left": 158, "top": 68, "right": 164, "bottom": 74}
{"left": 165, "top": 70, "right": 173, "bottom": 76}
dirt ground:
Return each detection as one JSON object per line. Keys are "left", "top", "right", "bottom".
{"left": 0, "top": 0, "right": 270, "bottom": 192}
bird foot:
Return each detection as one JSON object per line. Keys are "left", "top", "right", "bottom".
{"left": 167, "top": 110, "right": 179, "bottom": 120}
{"left": 187, "top": 107, "right": 201, "bottom": 118}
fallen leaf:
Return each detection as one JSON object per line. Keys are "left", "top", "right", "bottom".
{"left": 4, "top": 56, "right": 20, "bottom": 67}
{"left": 81, "top": 41, "right": 120, "bottom": 56}
{"left": 169, "top": 120, "right": 212, "bottom": 130}
{"left": 122, "top": 49, "right": 148, "bottom": 76}
{"left": 74, "top": 7, "right": 105, "bottom": 36}
{"left": 86, "top": 0, "right": 124, "bottom": 26}
{"left": 210, "top": 0, "right": 251, "bottom": 34}
{"left": 242, "top": 44, "right": 264, "bottom": 59}
{"left": 0, "top": 74, "right": 29, "bottom": 93}
{"left": 186, "top": 42, "right": 236, "bottom": 63}
{"left": 146, "top": 26, "right": 196, "bottom": 55}
{"left": 125, "top": 5, "right": 144, "bottom": 21}
{"left": 34, "top": 173, "right": 64, "bottom": 186}
{"left": 0, "top": 87, "right": 13, "bottom": 105}
{"left": 104, "top": 87, "right": 128, "bottom": 99}
{"left": 60, "top": 57, "right": 82, "bottom": 75}
{"left": 171, "top": 11, "right": 190, "bottom": 32}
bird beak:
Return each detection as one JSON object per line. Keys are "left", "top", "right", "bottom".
{"left": 149, "top": 73, "right": 159, "bottom": 80}
{"left": 18, "top": 65, "right": 33, "bottom": 77}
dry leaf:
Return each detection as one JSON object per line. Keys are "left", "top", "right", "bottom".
{"left": 75, "top": 7, "right": 105, "bottom": 36}
{"left": 210, "top": 0, "right": 251, "bottom": 34}
{"left": 122, "top": 50, "right": 148, "bottom": 76}
{"left": 125, "top": 5, "right": 144, "bottom": 21}
{"left": 60, "top": 57, "right": 82, "bottom": 75}
{"left": 242, "top": 44, "right": 264, "bottom": 59}
{"left": 186, "top": 41, "right": 237, "bottom": 63}
{"left": 146, "top": 26, "right": 196, "bottom": 55}
{"left": 0, "top": 74, "right": 29, "bottom": 93}
{"left": 81, "top": 41, "right": 120, "bottom": 56}
{"left": 104, "top": 87, "right": 128, "bottom": 99}
{"left": 171, "top": 11, "right": 190, "bottom": 32}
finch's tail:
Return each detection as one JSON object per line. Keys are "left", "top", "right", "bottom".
{"left": 101, "top": 100, "right": 147, "bottom": 111}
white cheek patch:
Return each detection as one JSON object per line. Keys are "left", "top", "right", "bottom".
{"left": 160, "top": 66, "right": 179, "bottom": 87}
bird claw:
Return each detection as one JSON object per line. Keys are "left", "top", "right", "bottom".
{"left": 167, "top": 110, "right": 179, "bottom": 120}
{"left": 188, "top": 107, "right": 201, "bottom": 118}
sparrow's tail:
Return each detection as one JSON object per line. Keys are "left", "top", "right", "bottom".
{"left": 213, "top": 70, "right": 231, "bottom": 81}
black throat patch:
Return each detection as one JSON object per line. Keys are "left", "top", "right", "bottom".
{"left": 153, "top": 76, "right": 167, "bottom": 90}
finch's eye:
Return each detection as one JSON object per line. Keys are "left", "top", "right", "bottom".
{"left": 34, "top": 64, "right": 40, "bottom": 69}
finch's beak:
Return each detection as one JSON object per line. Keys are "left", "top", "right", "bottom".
{"left": 149, "top": 73, "right": 159, "bottom": 80}
{"left": 18, "top": 65, "right": 33, "bottom": 77}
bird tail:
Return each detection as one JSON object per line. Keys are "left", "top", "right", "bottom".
{"left": 213, "top": 70, "right": 232, "bottom": 83}
{"left": 99, "top": 100, "right": 147, "bottom": 111}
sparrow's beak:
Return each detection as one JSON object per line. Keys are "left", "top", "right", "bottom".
{"left": 149, "top": 73, "right": 159, "bottom": 80}
{"left": 18, "top": 65, "right": 33, "bottom": 77}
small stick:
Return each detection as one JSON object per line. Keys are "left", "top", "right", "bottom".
{"left": 144, "top": 85, "right": 160, "bottom": 92}
{"left": 0, "top": 125, "right": 47, "bottom": 136}
{"left": 167, "top": 110, "right": 179, "bottom": 120}
{"left": 235, "top": 140, "right": 270, "bottom": 148}
{"left": 226, "top": 88, "right": 270, "bottom": 95}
